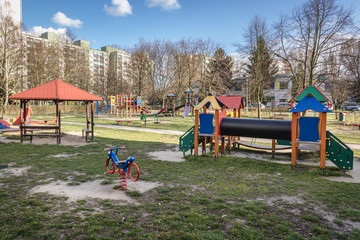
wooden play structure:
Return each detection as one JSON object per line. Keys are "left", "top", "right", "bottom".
{"left": 179, "top": 86, "right": 353, "bottom": 172}
{"left": 289, "top": 85, "right": 353, "bottom": 171}
{"left": 115, "top": 94, "right": 151, "bottom": 118}
{"left": 179, "top": 94, "right": 244, "bottom": 158}
{"left": 116, "top": 94, "right": 133, "bottom": 119}
{"left": 183, "top": 88, "right": 194, "bottom": 117}
{"left": 156, "top": 90, "right": 194, "bottom": 116}
{"left": 96, "top": 95, "right": 151, "bottom": 117}
{"left": 9, "top": 79, "right": 102, "bottom": 144}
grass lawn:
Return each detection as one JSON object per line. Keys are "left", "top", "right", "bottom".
{"left": 22, "top": 113, "right": 196, "bottom": 133}
{"left": 1, "top": 122, "right": 360, "bottom": 240}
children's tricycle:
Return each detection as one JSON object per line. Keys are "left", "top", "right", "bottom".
{"left": 104, "top": 147, "right": 140, "bottom": 190}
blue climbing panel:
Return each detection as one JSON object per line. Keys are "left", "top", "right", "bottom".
{"left": 290, "top": 96, "right": 331, "bottom": 113}
{"left": 199, "top": 113, "right": 214, "bottom": 135}
{"left": 298, "top": 117, "right": 320, "bottom": 142}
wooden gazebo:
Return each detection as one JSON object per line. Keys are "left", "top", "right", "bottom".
{"left": 9, "top": 79, "right": 102, "bottom": 144}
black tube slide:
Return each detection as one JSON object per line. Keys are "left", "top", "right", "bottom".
{"left": 220, "top": 118, "right": 292, "bottom": 140}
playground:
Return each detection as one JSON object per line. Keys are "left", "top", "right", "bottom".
{"left": 1, "top": 85, "right": 360, "bottom": 239}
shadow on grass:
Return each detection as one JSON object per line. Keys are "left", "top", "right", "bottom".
{"left": 1, "top": 125, "right": 360, "bottom": 239}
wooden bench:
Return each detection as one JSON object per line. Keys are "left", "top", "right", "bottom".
{"left": 82, "top": 128, "right": 93, "bottom": 142}
{"left": 353, "top": 124, "right": 360, "bottom": 130}
{"left": 116, "top": 120, "right": 133, "bottom": 126}
{"left": 21, "top": 125, "right": 60, "bottom": 144}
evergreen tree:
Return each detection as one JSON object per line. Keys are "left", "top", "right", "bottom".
{"left": 207, "top": 48, "right": 233, "bottom": 95}
{"left": 247, "top": 36, "right": 277, "bottom": 118}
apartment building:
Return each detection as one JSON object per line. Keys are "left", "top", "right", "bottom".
{"left": 230, "top": 74, "right": 331, "bottom": 108}
{"left": 21, "top": 31, "right": 131, "bottom": 96}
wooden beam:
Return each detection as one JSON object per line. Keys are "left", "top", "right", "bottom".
{"left": 272, "top": 139, "right": 276, "bottom": 158}
{"left": 221, "top": 137, "right": 225, "bottom": 155}
{"left": 91, "top": 102, "right": 94, "bottom": 140}
{"left": 57, "top": 102, "right": 61, "bottom": 145}
{"left": 20, "top": 100, "right": 24, "bottom": 143}
{"left": 201, "top": 106, "right": 207, "bottom": 152}
{"left": 194, "top": 109, "right": 199, "bottom": 155}
{"left": 319, "top": 112, "right": 327, "bottom": 169}
{"left": 214, "top": 109, "right": 219, "bottom": 158}
{"left": 291, "top": 112, "right": 298, "bottom": 166}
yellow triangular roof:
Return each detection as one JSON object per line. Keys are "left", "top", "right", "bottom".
{"left": 194, "top": 95, "right": 221, "bottom": 110}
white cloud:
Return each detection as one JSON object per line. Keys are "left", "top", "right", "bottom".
{"left": 28, "top": 26, "right": 67, "bottom": 36}
{"left": 146, "top": 0, "right": 181, "bottom": 11}
{"left": 104, "top": 0, "right": 132, "bottom": 17}
{"left": 51, "top": 12, "right": 83, "bottom": 28}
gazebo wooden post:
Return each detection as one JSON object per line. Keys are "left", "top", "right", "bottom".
{"left": 90, "top": 101, "right": 94, "bottom": 140}
{"left": 20, "top": 100, "right": 24, "bottom": 143}
{"left": 85, "top": 101, "right": 89, "bottom": 130}
{"left": 56, "top": 101, "right": 61, "bottom": 145}
{"left": 237, "top": 107, "right": 241, "bottom": 142}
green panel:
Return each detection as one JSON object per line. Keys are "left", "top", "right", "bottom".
{"left": 295, "top": 85, "right": 327, "bottom": 102}
{"left": 277, "top": 139, "right": 291, "bottom": 146}
{"left": 175, "top": 104, "right": 185, "bottom": 110}
{"left": 179, "top": 126, "right": 195, "bottom": 154}
{"left": 326, "top": 131, "right": 353, "bottom": 170}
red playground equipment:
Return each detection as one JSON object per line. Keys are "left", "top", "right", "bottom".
{"left": 13, "top": 107, "right": 31, "bottom": 125}
{"left": 104, "top": 147, "right": 140, "bottom": 190}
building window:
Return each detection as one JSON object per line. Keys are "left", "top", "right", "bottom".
{"left": 280, "top": 82, "right": 288, "bottom": 89}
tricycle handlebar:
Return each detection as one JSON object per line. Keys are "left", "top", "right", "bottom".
{"left": 105, "top": 146, "right": 126, "bottom": 151}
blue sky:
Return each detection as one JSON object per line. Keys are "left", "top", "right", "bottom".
{"left": 22, "top": 0, "right": 360, "bottom": 54}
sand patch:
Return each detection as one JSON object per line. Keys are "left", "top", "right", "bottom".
{"left": 29, "top": 179, "right": 162, "bottom": 203}
{"left": 0, "top": 136, "right": 17, "bottom": 144}
{"left": 0, "top": 166, "right": 31, "bottom": 177}
{"left": 49, "top": 153, "right": 79, "bottom": 158}
{"left": 256, "top": 195, "right": 305, "bottom": 207}
{"left": 0, "top": 131, "right": 95, "bottom": 146}
{"left": 147, "top": 150, "right": 185, "bottom": 162}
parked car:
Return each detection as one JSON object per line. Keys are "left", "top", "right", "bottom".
{"left": 251, "top": 103, "right": 265, "bottom": 109}
{"left": 343, "top": 102, "right": 360, "bottom": 111}
{"left": 277, "top": 102, "right": 291, "bottom": 110}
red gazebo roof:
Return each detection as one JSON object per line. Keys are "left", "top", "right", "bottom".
{"left": 9, "top": 79, "right": 102, "bottom": 101}
{"left": 216, "top": 96, "right": 244, "bottom": 109}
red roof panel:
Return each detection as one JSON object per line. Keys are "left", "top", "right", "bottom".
{"left": 9, "top": 79, "right": 102, "bottom": 101}
{"left": 216, "top": 96, "right": 244, "bottom": 109}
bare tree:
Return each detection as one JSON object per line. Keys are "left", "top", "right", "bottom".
{"left": 0, "top": 2, "right": 22, "bottom": 105}
{"left": 342, "top": 38, "right": 360, "bottom": 100}
{"left": 146, "top": 39, "right": 174, "bottom": 106}
{"left": 237, "top": 16, "right": 277, "bottom": 118}
{"left": 129, "top": 40, "right": 151, "bottom": 98}
{"left": 322, "top": 52, "right": 349, "bottom": 109}
{"left": 274, "top": 0, "right": 355, "bottom": 94}
{"left": 26, "top": 40, "right": 51, "bottom": 88}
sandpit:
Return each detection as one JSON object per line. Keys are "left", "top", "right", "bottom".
{"left": 0, "top": 166, "right": 31, "bottom": 177}
{"left": 147, "top": 150, "right": 185, "bottom": 162}
{"left": 29, "top": 179, "right": 162, "bottom": 203}
{"left": 0, "top": 131, "right": 94, "bottom": 146}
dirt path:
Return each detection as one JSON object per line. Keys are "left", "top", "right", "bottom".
{"left": 0, "top": 131, "right": 95, "bottom": 146}
{"left": 62, "top": 122, "right": 184, "bottom": 135}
